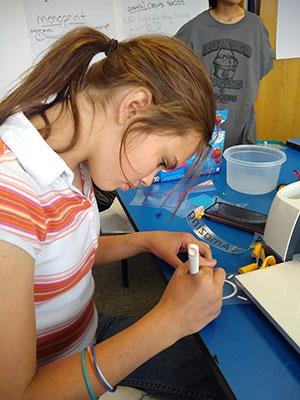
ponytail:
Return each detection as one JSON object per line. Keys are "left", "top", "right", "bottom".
{"left": 0, "top": 27, "right": 111, "bottom": 148}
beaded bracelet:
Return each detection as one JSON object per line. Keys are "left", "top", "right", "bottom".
{"left": 81, "top": 348, "right": 99, "bottom": 400}
{"left": 89, "top": 344, "right": 117, "bottom": 392}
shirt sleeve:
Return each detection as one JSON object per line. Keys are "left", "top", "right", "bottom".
{"left": 259, "top": 18, "right": 274, "bottom": 79}
{"left": 174, "top": 20, "right": 195, "bottom": 51}
{"left": 0, "top": 154, "right": 46, "bottom": 259}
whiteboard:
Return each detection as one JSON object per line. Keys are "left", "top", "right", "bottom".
{"left": 0, "top": 0, "right": 208, "bottom": 99}
{"left": 276, "top": 0, "right": 300, "bottom": 60}
{"left": 23, "top": 0, "right": 117, "bottom": 63}
{"left": 121, "top": 0, "right": 206, "bottom": 38}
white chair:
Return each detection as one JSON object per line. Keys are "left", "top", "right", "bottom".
{"left": 101, "top": 386, "right": 158, "bottom": 399}
{"left": 99, "top": 197, "right": 135, "bottom": 286}
{"left": 99, "top": 197, "right": 135, "bottom": 235}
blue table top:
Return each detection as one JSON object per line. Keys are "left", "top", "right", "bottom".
{"left": 117, "top": 146, "right": 300, "bottom": 400}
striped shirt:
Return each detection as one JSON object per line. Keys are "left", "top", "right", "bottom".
{"left": 0, "top": 112, "right": 100, "bottom": 365}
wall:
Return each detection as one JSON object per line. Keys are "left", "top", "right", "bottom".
{"left": 255, "top": 0, "right": 300, "bottom": 142}
{"left": 0, "top": 0, "right": 32, "bottom": 98}
{"left": 0, "top": 0, "right": 208, "bottom": 99}
{"left": 2, "top": 0, "right": 299, "bottom": 144}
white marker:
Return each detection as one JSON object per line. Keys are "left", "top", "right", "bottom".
{"left": 188, "top": 244, "right": 199, "bottom": 275}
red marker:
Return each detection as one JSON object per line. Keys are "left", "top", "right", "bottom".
{"left": 293, "top": 170, "right": 300, "bottom": 181}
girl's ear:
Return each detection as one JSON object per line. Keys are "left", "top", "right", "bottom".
{"left": 117, "top": 87, "right": 152, "bottom": 125}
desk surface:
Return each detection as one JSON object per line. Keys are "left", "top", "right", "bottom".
{"left": 117, "top": 147, "right": 300, "bottom": 400}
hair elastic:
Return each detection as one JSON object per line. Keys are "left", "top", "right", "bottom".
{"left": 105, "top": 39, "right": 118, "bottom": 56}
{"left": 81, "top": 348, "right": 99, "bottom": 400}
{"left": 89, "top": 345, "right": 117, "bottom": 392}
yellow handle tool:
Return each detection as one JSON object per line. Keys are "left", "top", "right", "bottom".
{"left": 239, "top": 244, "right": 276, "bottom": 274}
{"left": 260, "top": 255, "right": 276, "bottom": 269}
{"left": 239, "top": 263, "right": 259, "bottom": 274}
{"left": 251, "top": 243, "right": 262, "bottom": 264}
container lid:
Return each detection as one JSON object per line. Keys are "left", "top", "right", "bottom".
{"left": 223, "top": 144, "right": 287, "bottom": 167}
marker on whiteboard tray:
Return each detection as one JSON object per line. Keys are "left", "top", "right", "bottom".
{"left": 188, "top": 244, "right": 199, "bottom": 275}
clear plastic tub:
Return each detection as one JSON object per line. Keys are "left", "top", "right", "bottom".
{"left": 223, "top": 145, "right": 287, "bottom": 194}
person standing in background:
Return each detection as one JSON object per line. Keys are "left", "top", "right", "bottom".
{"left": 175, "top": 0, "right": 273, "bottom": 149}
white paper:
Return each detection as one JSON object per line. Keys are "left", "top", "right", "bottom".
{"left": 23, "top": 0, "right": 117, "bottom": 62}
{"left": 276, "top": 0, "right": 300, "bottom": 60}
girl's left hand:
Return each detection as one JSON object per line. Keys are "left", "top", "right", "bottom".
{"left": 141, "top": 230, "right": 216, "bottom": 269}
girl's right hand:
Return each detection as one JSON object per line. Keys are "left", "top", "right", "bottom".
{"left": 156, "top": 261, "right": 225, "bottom": 341}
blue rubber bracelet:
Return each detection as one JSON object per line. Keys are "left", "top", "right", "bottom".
{"left": 82, "top": 348, "right": 99, "bottom": 400}
{"left": 91, "top": 344, "right": 117, "bottom": 392}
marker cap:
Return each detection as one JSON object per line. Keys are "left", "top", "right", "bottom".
{"left": 188, "top": 244, "right": 199, "bottom": 275}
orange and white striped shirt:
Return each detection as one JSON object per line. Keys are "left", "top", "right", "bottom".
{"left": 0, "top": 112, "right": 100, "bottom": 365}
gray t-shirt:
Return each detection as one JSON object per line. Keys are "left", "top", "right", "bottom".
{"left": 175, "top": 10, "right": 274, "bottom": 149}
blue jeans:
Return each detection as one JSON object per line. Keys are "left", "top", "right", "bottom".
{"left": 96, "top": 313, "right": 229, "bottom": 400}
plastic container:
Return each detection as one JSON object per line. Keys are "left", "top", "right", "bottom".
{"left": 223, "top": 145, "right": 287, "bottom": 194}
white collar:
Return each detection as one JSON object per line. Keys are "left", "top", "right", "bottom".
{"left": 0, "top": 112, "right": 74, "bottom": 188}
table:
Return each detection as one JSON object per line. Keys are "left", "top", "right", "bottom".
{"left": 117, "top": 146, "right": 300, "bottom": 400}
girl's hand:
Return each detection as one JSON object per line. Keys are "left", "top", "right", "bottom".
{"left": 156, "top": 261, "right": 225, "bottom": 339}
{"left": 142, "top": 231, "right": 216, "bottom": 269}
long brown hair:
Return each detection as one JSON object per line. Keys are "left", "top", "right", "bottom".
{"left": 0, "top": 27, "right": 215, "bottom": 211}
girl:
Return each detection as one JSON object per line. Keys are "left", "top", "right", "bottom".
{"left": 0, "top": 27, "right": 225, "bottom": 400}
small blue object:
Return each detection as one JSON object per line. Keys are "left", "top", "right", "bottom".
{"left": 191, "top": 195, "right": 214, "bottom": 208}
{"left": 155, "top": 211, "right": 163, "bottom": 217}
{"left": 82, "top": 348, "right": 99, "bottom": 400}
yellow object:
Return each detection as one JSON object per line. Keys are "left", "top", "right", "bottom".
{"left": 260, "top": 255, "right": 276, "bottom": 269}
{"left": 239, "top": 263, "right": 259, "bottom": 274}
{"left": 194, "top": 205, "right": 205, "bottom": 219}
{"left": 195, "top": 212, "right": 203, "bottom": 219}
{"left": 251, "top": 243, "right": 262, "bottom": 263}
{"left": 239, "top": 244, "right": 276, "bottom": 274}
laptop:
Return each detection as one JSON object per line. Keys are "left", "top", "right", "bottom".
{"left": 235, "top": 255, "right": 300, "bottom": 354}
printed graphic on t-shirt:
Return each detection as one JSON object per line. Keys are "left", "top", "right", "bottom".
{"left": 203, "top": 38, "right": 252, "bottom": 104}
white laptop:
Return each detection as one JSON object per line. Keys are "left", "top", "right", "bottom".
{"left": 235, "top": 255, "right": 300, "bottom": 354}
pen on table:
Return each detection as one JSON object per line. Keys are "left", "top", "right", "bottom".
{"left": 188, "top": 244, "right": 199, "bottom": 275}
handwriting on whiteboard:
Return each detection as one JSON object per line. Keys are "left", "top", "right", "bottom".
{"left": 23, "top": 0, "right": 116, "bottom": 62}
{"left": 122, "top": 0, "right": 206, "bottom": 38}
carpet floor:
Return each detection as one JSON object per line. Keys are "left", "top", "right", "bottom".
{"left": 92, "top": 252, "right": 166, "bottom": 321}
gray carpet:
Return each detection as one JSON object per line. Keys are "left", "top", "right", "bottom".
{"left": 92, "top": 252, "right": 166, "bottom": 321}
